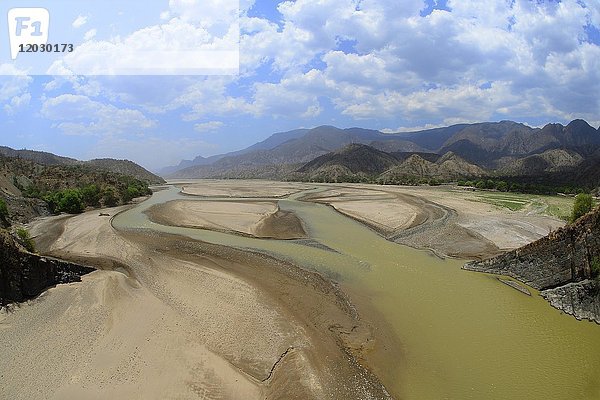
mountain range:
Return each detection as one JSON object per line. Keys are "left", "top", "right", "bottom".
{"left": 162, "top": 120, "right": 600, "bottom": 188}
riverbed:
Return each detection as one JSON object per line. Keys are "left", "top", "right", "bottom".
{"left": 112, "top": 182, "right": 600, "bottom": 400}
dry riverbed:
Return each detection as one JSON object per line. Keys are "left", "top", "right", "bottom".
{"left": 0, "top": 203, "right": 389, "bottom": 400}
{"left": 0, "top": 180, "right": 575, "bottom": 400}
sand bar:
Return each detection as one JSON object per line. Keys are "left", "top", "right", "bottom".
{"left": 145, "top": 200, "right": 307, "bottom": 239}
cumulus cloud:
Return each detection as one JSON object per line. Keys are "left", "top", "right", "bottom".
{"left": 233, "top": 0, "right": 600, "bottom": 124}
{"left": 194, "top": 121, "right": 224, "bottom": 132}
{"left": 0, "top": 64, "right": 32, "bottom": 116}
{"left": 41, "top": 94, "right": 155, "bottom": 136}
{"left": 3, "top": 93, "right": 32, "bottom": 116}
{"left": 38, "top": 1, "right": 600, "bottom": 130}
{"left": 47, "top": 0, "right": 240, "bottom": 76}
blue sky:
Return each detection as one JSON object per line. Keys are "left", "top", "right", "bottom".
{"left": 1, "top": 0, "right": 599, "bottom": 171}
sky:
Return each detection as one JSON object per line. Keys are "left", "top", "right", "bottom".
{"left": 0, "top": 0, "right": 599, "bottom": 171}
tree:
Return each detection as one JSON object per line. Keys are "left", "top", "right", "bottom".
{"left": 0, "top": 198, "right": 9, "bottom": 226}
{"left": 102, "top": 188, "right": 119, "bottom": 207}
{"left": 81, "top": 184, "right": 101, "bottom": 207}
{"left": 571, "top": 193, "right": 593, "bottom": 222}
{"left": 58, "top": 189, "right": 85, "bottom": 214}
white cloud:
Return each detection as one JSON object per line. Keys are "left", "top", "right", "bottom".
{"left": 236, "top": 0, "right": 600, "bottom": 124}
{"left": 37, "top": 0, "right": 600, "bottom": 128}
{"left": 41, "top": 94, "right": 156, "bottom": 136}
{"left": 0, "top": 64, "right": 32, "bottom": 115}
{"left": 194, "top": 121, "right": 224, "bottom": 132}
{"left": 72, "top": 15, "right": 88, "bottom": 28}
{"left": 83, "top": 29, "right": 97, "bottom": 41}
{"left": 381, "top": 123, "right": 449, "bottom": 134}
{"left": 51, "top": 14, "right": 239, "bottom": 75}
{"left": 3, "top": 93, "right": 31, "bottom": 115}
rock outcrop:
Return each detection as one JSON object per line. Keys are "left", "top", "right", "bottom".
{"left": 464, "top": 207, "right": 600, "bottom": 323}
{"left": 0, "top": 230, "right": 94, "bottom": 306}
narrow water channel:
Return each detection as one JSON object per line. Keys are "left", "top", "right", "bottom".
{"left": 113, "top": 186, "right": 600, "bottom": 400}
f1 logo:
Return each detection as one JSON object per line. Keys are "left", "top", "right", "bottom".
{"left": 7, "top": 8, "right": 50, "bottom": 60}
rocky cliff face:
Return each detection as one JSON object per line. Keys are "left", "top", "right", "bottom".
{"left": 464, "top": 207, "right": 600, "bottom": 323}
{"left": 0, "top": 231, "right": 94, "bottom": 306}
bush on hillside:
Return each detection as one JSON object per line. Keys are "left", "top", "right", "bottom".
{"left": 571, "top": 193, "right": 593, "bottom": 222}
{"left": 0, "top": 198, "right": 9, "bottom": 226}
{"left": 16, "top": 228, "right": 35, "bottom": 252}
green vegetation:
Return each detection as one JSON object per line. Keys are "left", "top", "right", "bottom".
{"left": 0, "top": 198, "right": 9, "bottom": 226}
{"left": 16, "top": 228, "right": 35, "bottom": 253}
{"left": 102, "top": 187, "right": 119, "bottom": 207}
{"left": 592, "top": 258, "right": 600, "bottom": 279}
{"left": 463, "top": 191, "right": 575, "bottom": 220}
{"left": 457, "top": 179, "right": 588, "bottom": 195}
{"left": 121, "top": 181, "right": 152, "bottom": 202}
{"left": 81, "top": 184, "right": 101, "bottom": 207}
{"left": 571, "top": 193, "right": 594, "bottom": 222}
{"left": 473, "top": 193, "right": 530, "bottom": 211}
{"left": 44, "top": 189, "right": 84, "bottom": 214}
{"left": 23, "top": 177, "right": 151, "bottom": 215}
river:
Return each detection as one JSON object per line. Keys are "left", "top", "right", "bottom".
{"left": 113, "top": 185, "right": 600, "bottom": 400}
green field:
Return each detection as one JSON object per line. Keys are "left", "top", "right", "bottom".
{"left": 467, "top": 191, "right": 577, "bottom": 220}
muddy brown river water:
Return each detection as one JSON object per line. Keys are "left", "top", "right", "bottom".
{"left": 113, "top": 185, "right": 600, "bottom": 400}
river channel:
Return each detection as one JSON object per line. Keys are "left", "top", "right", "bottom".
{"left": 112, "top": 184, "right": 600, "bottom": 400}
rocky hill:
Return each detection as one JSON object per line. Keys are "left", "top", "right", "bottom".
{"left": 298, "top": 144, "right": 399, "bottom": 176}
{"left": 464, "top": 207, "right": 600, "bottom": 323}
{"left": 0, "top": 154, "right": 153, "bottom": 223}
{"left": 86, "top": 159, "right": 164, "bottom": 184}
{"left": 0, "top": 230, "right": 94, "bottom": 307}
{"left": 497, "top": 149, "right": 585, "bottom": 176}
{"left": 0, "top": 146, "right": 78, "bottom": 166}
{"left": 0, "top": 146, "right": 164, "bottom": 184}
{"left": 292, "top": 144, "right": 485, "bottom": 183}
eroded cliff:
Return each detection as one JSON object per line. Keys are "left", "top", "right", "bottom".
{"left": 464, "top": 207, "right": 600, "bottom": 323}
{"left": 0, "top": 230, "right": 94, "bottom": 307}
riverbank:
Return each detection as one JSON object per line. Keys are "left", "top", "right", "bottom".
{"left": 300, "top": 184, "right": 564, "bottom": 259}
{"left": 0, "top": 203, "right": 390, "bottom": 400}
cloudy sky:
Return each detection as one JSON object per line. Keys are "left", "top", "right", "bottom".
{"left": 1, "top": 0, "right": 599, "bottom": 171}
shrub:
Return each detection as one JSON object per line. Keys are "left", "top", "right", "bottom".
{"left": 102, "top": 188, "right": 119, "bottom": 207}
{"left": 81, "top": 184, "right": 101, "bottom": 207}
{"left": 16, "top": 228, "right": 35, "bottom": 253}
{"left": 0, "top": 198, "right": 9, "bottom": 226}
{"left": 592, "top": 258, "right": 600, "bottom": 279}
{"left": 58, "top": 189, "right": 85, "bottom": 214}
{"left": 43, "top": 189, "right": 85, "bottom": 214}
{"left": 571, "top": 193, "right": 593, "bottom": 222}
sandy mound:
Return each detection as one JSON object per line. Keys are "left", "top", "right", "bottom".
{"left": 146, "top": 200, "right": 307, "bottom": 239}
{"left": 176, "top": 180, "right": 313, "bottom": 198}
